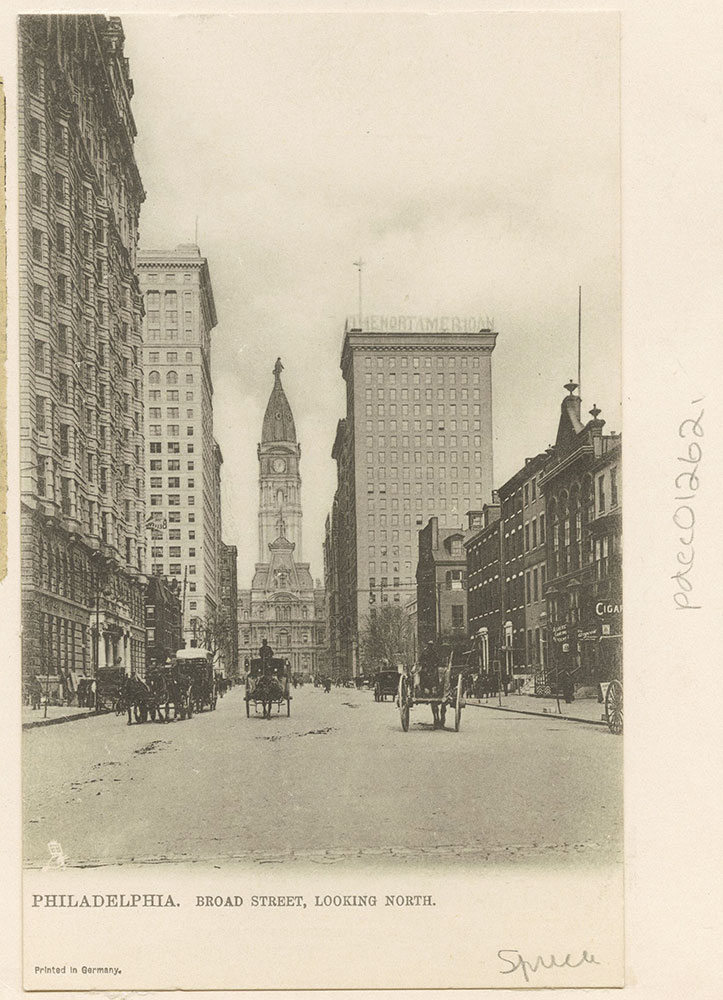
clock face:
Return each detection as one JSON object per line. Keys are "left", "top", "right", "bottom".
{"left": 272, "top": 458, "right": 286, "bottom": 473}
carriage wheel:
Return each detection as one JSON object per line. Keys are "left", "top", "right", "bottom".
{"left": 454, "top": 674, "right": 463, "bottom": 732}
{"left": 440, "top": 703, "right": 447, "bottom": 728}
{"left": 398, "top": 675, "right": 410, "bottom": 732}
{"left": 605, "top": 679, "right": 623, "bottom": 734}
{"left": 133, "top": 703, "right": 143, "bottom": 723}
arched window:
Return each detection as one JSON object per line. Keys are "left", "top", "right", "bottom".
{"left": 570, "top": 486, "right": 581, "bottom": 571}
{"left": 166, "top": 370, "right": 178, "bottom": 384}
{"left": 149, "top": 370, "right": 160, "bottom": 384}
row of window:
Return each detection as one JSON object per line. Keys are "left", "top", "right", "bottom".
{"left": 149, "top": 442, "right": 195, "bottom": 455}
{"left": 147, "top": 425, "right": 195, "bottom": 437}
{"left": 148, "top": 407, "right": 195, "bottom": 420}
{"left": 150, "top": 494, "right": 196, "bottom": 507}
{"left": 151, "top": 543, "right": 197, "bottom": 559}
{"left": 149, "top": 459, "right": 195, "bottom": 472}
{"left": 364, "top": 405, "right": 482, "bottom": 427}
{"left": 149, "top": 477, "right": 195, "bottom": 489}
{"left": 148, "top": 370, "right": 194, "bottom": 384}
{"left": 365, "top": 387, "right": 482, "bottom": 403}
{"left": 365, "top": 369, "right": 479, "bottom": 384}
{"left": 524, "top": 564, "right": 548, "bottom": 605}
{"left": 363, "top": 354, "right": 481, "bottom": 370}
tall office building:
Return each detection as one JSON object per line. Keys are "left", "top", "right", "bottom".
{"left": 19, "top": 15, "right": 147, "bottom": 688}
{"left": 137, "top": 244, "right": 222, "bottom": 645}
{"left": 327, "top": 325, "right": 497, "bottom": 677}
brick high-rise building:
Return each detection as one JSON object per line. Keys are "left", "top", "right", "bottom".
{"left": 327, "top": 325, "right": 497, "bottom": 677}
{"left": 137, "top": 244, "right": 222, "bottom": 645}
{"left": 19, "top": 15, "right": 147, "bottom": 688}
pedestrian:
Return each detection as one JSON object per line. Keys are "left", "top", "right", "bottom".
{"left": 31, "top": 674, "right": 42, "bottom": 711}
{"left": 561, "top": 669, "right": 575, "bottom": 703}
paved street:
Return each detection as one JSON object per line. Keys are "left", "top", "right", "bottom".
{"left": 23, "top": 684, "right": 622, "bottom": 869}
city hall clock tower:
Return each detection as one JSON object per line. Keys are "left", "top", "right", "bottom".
{"left": 257, "top": 358, "right": 303, "bottom": 560}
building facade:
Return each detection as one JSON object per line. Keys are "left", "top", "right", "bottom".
{"left": 325, "top": 418, "right": 357, "bottom": 678}
{"left": 416, "top": 516, "right": 471, "bottom": 652}
{"left": 540, "top": 383, "right": 622, "bottom": 688}
{"left": 238, "top": 361, "right": 326, "bottom": 678}
{"left": 218, "top": 541, "right": 239, "bottom": 679}
{"left": 465, "top": 500, "right": 502, "bottom": 672}
{"left": 327, "top": 325, "right": 498, "bottom": 677}
{"left": 20, "top": 15, "right": 147, "bottom": 686}
{"left": 137, "top": 244, "right": 221, "bottom": 646}
{"left": 498, "top": 452, "right": 549, "bottom": 678}
{"left": 145, "top": 575, "right": 182, "bottom": 667}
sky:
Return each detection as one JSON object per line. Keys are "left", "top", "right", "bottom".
{"left": 122, "top": 11, "right": 621, "bottom": 586}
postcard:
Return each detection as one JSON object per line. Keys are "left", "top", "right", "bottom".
{"left": 2, "top": 2, "right": 720, "bottom": 996}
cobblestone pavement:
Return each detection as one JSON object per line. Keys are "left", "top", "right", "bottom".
{"left": 23, "top": 684, "right": 622, "bottom": 869}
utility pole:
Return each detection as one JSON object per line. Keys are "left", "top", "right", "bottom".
{"left": 181, "top": 565, "right": 188, "bottom": 648}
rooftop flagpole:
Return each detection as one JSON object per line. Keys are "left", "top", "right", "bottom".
{"left": 577, "top": 285, "right": 582, "bottom": 393}
{"left": 353, "top": 258, "right": 364, "bottom": 329}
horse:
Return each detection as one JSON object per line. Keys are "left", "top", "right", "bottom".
{"left": 123, "top": 673, "right": 152, "bottom": 725}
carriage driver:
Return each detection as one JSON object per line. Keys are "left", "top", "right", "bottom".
{"left": 259, "top": 638, "right": 275, "bottom": 676}
{"left": 417, "top": 640, "right": 443, "bottom": 697}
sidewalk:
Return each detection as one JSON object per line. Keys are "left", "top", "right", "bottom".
{"left": 466, "top": 692, "right": 608, "bottom": 727}
{"left": 22, "top": 705, "right": 102, "bottom": 729}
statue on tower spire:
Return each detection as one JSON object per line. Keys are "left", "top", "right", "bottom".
{"left": 273, "top": 357, "right": 284, "bottom": 380}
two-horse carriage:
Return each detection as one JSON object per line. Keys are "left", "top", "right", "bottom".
{"left": 123, "top": 648, "right": 217, "bottom": 724}
{"left": 122, "top": 662, "right": 193, "bottom": 724}
{"left": 397, "top": 649, "right": 465, "bottom": 732}
{"left": 245, "top": 656, "right": 291, "bottom": 719}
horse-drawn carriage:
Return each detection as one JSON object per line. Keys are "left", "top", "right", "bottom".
{"left": 122, "top": 661, "right": 193, "bottom": 724}
{"left": 245, "top": 656, "right": 291, "bottom": 719}
{"left": 601, "top": 677, "right": 623, "bottom": 734}
{"left": 176, "top": 648, "right": 218, "bottom": 713}
{"left": 373, "top": 669, "right": 400, "bottom": 702}
{"left": 398, "top": 648, "right": 465, "bottom": 732}
{"left": 96, "top": 666, "right": 125, "bottom": 713}
{"left": 122, "top": 648, "right": 217, "bottom": 724}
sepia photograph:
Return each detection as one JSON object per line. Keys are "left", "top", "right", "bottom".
{"left": 15, "top": 8, "right": 626, "bottom": 990}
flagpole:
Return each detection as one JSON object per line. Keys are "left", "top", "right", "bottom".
{"left": 353, "top": 258, "right": 364, "bottom": 329}
{"left": 577, "top": 285, "right": 582, "bottom": 393}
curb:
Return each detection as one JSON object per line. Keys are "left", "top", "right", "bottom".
{"left": 23, "top": 710, "right": 105, "bottom": 731}
{"left": 466, "top": 699, "right": 608, "bottom": 728}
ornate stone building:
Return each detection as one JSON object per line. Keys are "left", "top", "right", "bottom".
{"left": 540, "top": 383, "right": 622, "bottom": 686}
{"left": 238, "top": 361, "right": 326, "bottom": 677}
{"left": 19, "top": 15, "right": 147, "bottom": 686}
